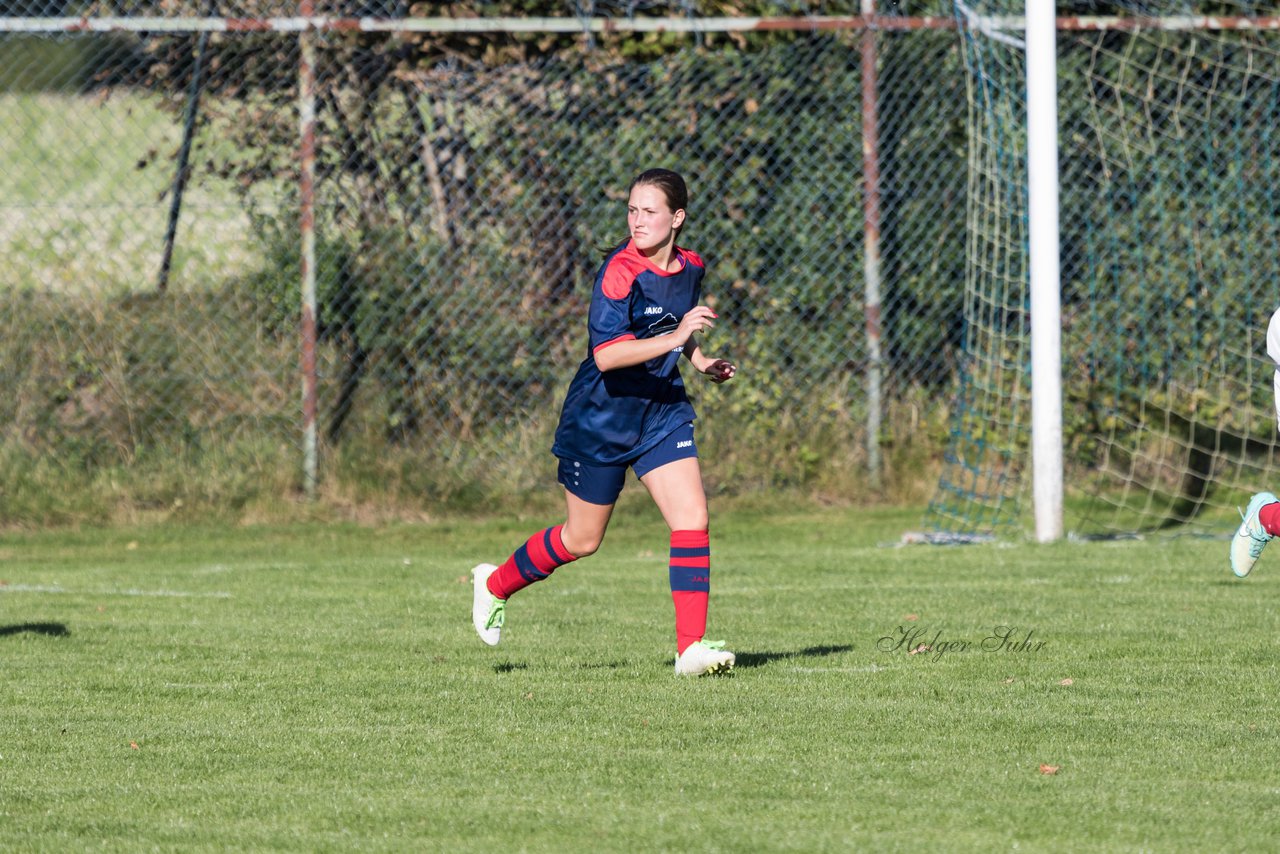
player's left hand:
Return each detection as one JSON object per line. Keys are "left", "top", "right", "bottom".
{"left": 704, "top": 359, "right": 736, "bottom": 383}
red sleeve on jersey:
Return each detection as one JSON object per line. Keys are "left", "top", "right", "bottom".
{"left": 601, "top": 253, "right": 645, "bottom": 300}
{"left": 592, "top": 334, "right": 636, "bottom": 355}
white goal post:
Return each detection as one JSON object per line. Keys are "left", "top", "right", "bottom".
{"left": 1026, "top": 0, "right": 1063, "bottom": 543}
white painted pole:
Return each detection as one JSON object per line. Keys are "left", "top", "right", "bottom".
{"left": 1026, "top": 0, "right": 1063, "bottom": 542}
{"left": 299, "top": 24, "right": 319, "bottom": 500}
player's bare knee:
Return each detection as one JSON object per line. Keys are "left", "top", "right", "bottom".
{"left": 673, "top": 512, "right": 708, "bottom": 532}
{"left": 561, "top": 528, "right": 604, "bottom": 558}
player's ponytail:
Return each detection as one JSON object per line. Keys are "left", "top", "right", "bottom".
{"left": 599, "top": 238, "right": 630, "bottom": 260}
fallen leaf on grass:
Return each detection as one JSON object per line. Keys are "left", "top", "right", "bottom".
{"left": 904, "top": 614, "right": 919, "bottom": 622}
{"left": 456, "top": 575, "right": 468, "bottom": 584}
{"left": 1059, "top": 678, "right": 1074, "bottom": 686}
{"left": 1038, "top": 764, "right": 1061, "bottom": 775}
{"left": 126, "top": 542, "right": 138, "bottom": 551}
{"left": 909, "top": 644, "right": 931, "bottom": 656}
{"left": 1002, "top": 678, "right": 1015, "bottom": 684}
{"left": 130, "top": 742, "right": 140, "bottom": 750}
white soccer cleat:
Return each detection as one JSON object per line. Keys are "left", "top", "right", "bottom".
{"left": 1231, "top": 492, "right": 1278, "bottom": 578}
{"left": 471, "top": 563, "right": 504, "bottom": 646}
{"left": 674, "top": 640, "right": 735, "bottom": 676}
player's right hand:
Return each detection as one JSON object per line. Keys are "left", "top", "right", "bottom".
{"left": 676, "top": 306, "right": 717, "bottom": 342}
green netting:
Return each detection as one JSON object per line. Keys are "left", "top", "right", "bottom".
{"left": 930, "top": 0, "right": 1280, "bottom": 537}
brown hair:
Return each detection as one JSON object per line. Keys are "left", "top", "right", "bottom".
{"left": 629, "top": 168, "right": 689, "bottom": 219}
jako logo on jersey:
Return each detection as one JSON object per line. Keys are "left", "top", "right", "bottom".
{"left": 644, "top": 306, "right": 665, "bottom": 315}
{"left": 676, "top": 440, "right": 693, "bottom": 449}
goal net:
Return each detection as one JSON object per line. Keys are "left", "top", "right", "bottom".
{"left": 929, "top": 0, "right": 1280, "bottom": 537}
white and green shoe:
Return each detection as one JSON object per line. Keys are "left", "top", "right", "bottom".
{"left": 470, "top": 563, "right": 504, "bottom": 646}
{"left": 674, "top": 640, "right": 735, "bottom": 676}
{"left": 1231, "top": 491, "right": 1278, "bottom": 578}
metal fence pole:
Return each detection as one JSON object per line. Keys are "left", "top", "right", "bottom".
{"left": 861, "top": 0, "right": 883, "bottom": 489}
{"left": 299, "top": 13, "right": 319, "bottom": 499}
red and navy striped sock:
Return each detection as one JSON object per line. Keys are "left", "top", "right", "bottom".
{"left": 487, "top": 525, "right": 577, "bottom": 600}
{"left": 670, "top": 529, "right": 711, "bottom": 655}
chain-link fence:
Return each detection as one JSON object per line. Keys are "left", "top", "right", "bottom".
{"left": 929, "top": 0, "right": 1280, "bottom": 537}
{"left": 1, "top": 5, "right": 968, "bottom": 520}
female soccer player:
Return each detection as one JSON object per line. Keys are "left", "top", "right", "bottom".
{"left": 469, "top": 168, "right": 738, "bottom": 676}
{"left": 1230, "top": 306, "right": 1280, "bottom": 576}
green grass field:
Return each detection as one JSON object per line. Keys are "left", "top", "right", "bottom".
{"left": 3, "top": 501, "right": 1278, "bottom": 851}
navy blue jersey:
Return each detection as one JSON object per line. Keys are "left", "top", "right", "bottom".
{"left": 552, "top": 239, "right": 705, "bottom": 465}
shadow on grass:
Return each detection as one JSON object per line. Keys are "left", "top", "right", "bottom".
{"left": 733, "top": 644, "right": 854, "bottom": 669}
{"left": 493, "top": 662, "right": 528, "bottom": 674}
{"left": 0, "top": 622, "right": 70, "bottom": 638}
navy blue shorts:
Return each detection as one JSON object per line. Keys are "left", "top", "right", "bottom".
{"left": 557, "top": 422, "right": 698, "bottom": 506}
